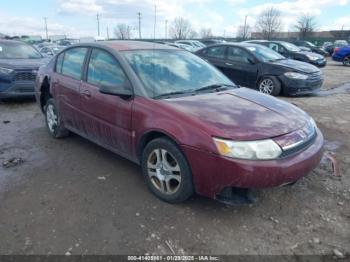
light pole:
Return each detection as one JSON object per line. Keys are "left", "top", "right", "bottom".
{"left": 165, "top": 20, "right": 168, "bottom": 39}
{"left": 137, "top": 12, "right": 142, "bottom": 39}
{"left": 44, "top": 17, "right": 48, "bottom": 40}
{"left": 96, "top": 13, "right": 100, "bottom": 36}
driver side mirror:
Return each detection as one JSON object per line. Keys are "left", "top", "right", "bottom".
{"left": 99, "top": 82, "right": 133, "bottom": 98}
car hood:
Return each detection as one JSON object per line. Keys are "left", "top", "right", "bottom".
{"left": 299, "top": 50, "right": 323, "bottom": 58}
{"left": 270, "top": 59, "right": 320, "bottom": 73}
{"left": 0, "top": 58, "right": 49, "bottom": 70}
{"left": 163, "top": 88, "right": 310, "bottom": 140}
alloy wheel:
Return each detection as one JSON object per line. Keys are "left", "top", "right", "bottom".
{"left": 344, "top": 57, "right": 350, "bottom": 66}
{"left": 46, "top": 104, "right": 58, "bottom": 133}
{"left": 147, "top": 149, "right": 182, "bottom": 195}
{"left": 259, "top": 79, "right": 274, "bottom": 94}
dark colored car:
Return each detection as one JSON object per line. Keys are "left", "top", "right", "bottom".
{"left": 196, "top": 43, "right": 323, "bottom": 96}
{"left": 35, "top": 41, "right": 324, "bottom": 204}
{"left": 293, "top": 40, "right": 328, "bottom": 56}
{"left": 39, "top": 45, "right": 66, "bottom": 56}
{"left": 200, "top": 39, "right": 226, "bottom": 46}
{"left": 246, "top": 40, "right": 326, "bottom": 67}
{"left": 332, "top": 45, "right": 350, "bottom": 66}
{"left": 0, "top": 40, "right": 49, "bottom": 99}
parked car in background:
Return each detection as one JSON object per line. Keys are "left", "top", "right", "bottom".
{"left": 196, "top": 43, "right": 323, "bottom": 96}
{"left": 35, "top": 41, "right": 324, "bottom": 204}
{"left": 322, "top": 42, "right": 334, "bottom": 55}
{"left": 246, "top": 40, "right": 326, "bottom": 67}
{"left": 39, "top": 45, "right": 65, "bottom": 56}
{"left": 332, "top": 45, "right": 350, "bottom": 66}
{"left": 334, "top": 40, "right": 348, "bottom": 47}
{"left": 56, "top": 38, "right": 80, "bottom": 46}
{"left": 165, "top": 42, "right": 195, "bottom": 52}
{"left": 175, "top": 40, "right": 205, "bottom": 51}
{"left": 0, "top": 40, "right": 48, "bottom": 99}
{"left": 200, "top": 39, "right": 226, "bottom": 46}
{"left": 293, "top": 40, "right": 328, "bottom": 56}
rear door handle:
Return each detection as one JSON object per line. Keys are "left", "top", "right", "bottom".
{"left": 81, "top": 89, "right": 91, "bottom": 98}
{"left": 225, "top": 62, "right": 233, "bottom": 66}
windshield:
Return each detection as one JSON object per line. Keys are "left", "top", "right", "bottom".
{"left": 280, "top": 42, "right": 301, "bottom": 52}
{"left": 123, "top": 50, "right": 234, "bottom": 98}
{"left": 246, "top": 45, "right": 285, "bottom": 62}
{"left": 52, "top": 46, "right": 65, "bottom": 54}
{"left": 0, "top": 42, "right": 42, "bottom": 59}
{"left": 306, "top": 41, "right": 316, "bottom": 47}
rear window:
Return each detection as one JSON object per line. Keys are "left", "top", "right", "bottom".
{"left": 0, "top": 41, "right": 42, "bottom": 59}
{"left": 203, "top": 46, "right": 226, "bottom": 59}
{"left": 61, "top": 48, "right": 88, "bottom": 80}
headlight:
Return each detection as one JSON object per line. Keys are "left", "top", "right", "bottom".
{"left": 284, "top": 72, "right": 308, "bottom": 80}
{"left": 213, "top": 138, "right": 282, "bottom": 160}
{"left": 0, "top": 67, "right": 14, "bottom": 75}
{"left": 310, "top": 117, "right": 317, "bottom": 129}
{"left": 306, "top": 54, "right": 319, "bottom": 61}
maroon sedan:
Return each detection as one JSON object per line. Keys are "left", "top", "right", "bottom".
{"left": 35, "top": 41, "right": 324, "bottom": 204}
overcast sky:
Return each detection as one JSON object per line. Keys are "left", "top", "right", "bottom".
{"left": 0, "top": 0, "right": 349, "bottom": 38}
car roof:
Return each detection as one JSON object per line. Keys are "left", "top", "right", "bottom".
{"left": 0, "top": 39, "right": 28, "bottom": 45}
{"left": 80, "top": 40, "right": 178, "bottom": 51}
{"left": 202, "top": 42, "right": 264, "bottom": 49}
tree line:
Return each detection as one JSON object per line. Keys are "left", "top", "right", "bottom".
{"left": 112, "top": 8, "right": 330, "bottom": 40}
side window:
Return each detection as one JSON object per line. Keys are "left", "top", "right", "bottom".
{"left": 269, "top": 43, "right": 279, "bottom": 52}
{"left": 227, "top": 47, "right": 251, "bottom": 63}
{"left": 87, "top": 49, "right": 127, "bottom": 87}
{"left": 56, "top": 52, "right": 64, "bottom": 73}
{"left": 61, "top": 47, "right": 88, "bottom": 80}
{"left": 206, "top": 46, "right": 226, "bottom": 59}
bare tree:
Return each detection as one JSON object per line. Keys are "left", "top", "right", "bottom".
{"left": 236, "top": 24, "right": 251, "bottom": 40}
{"left": 295, "top": 15, "right": 317, "bottom": 39}
{"left": 170, "top": 17, "right": 195, "bottom": 40}
{"left": 255, "top": 7, "right": 282, "bottom": 40}
{"left": 200, "top": 28, "right": 213, "bottom": 39}
{"left": 114, "top": 24, "right": 132, "bottom": 40}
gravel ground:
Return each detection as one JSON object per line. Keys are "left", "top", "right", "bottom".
{"left": 0, "top": 58, "right": 349, "bottom": 257}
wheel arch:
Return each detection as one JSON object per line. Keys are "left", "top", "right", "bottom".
{"left": 39, "top": 75, "right": 52, "bottom": 113}
{"left": 137, "top": 130, "right": 182, "bottom": 161}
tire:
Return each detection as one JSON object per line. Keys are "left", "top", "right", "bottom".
{"left": 343, "top": 56, "right": 350, "bottom": 67}
{"left": 258, "top": 76, "right": 281, "bottom": 96}
{"left": 45, "top": 98, "right": 69, "bottom": 138}
{"left": 141, "top": 137, "right": 194, "bottom": 203}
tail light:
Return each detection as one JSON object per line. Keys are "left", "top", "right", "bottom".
{"left": 334, "top": 47, "right": 340, "bottom": 53}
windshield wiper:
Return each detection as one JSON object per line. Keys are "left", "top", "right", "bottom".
{"left": 195, "top": 84, "right": 235, "bottom": 93}
{"left": 269, "top": 58, "right": 285, "bottom": 62}
{"left": 153, "top": 91, "right": 191, "bottom": 99}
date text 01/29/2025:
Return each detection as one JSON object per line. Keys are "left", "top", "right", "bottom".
{"left": 127, "top": 255, "right": 219, "bottom": 261}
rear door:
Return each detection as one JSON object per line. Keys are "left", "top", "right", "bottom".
{"left": 52, "top": 47, "right": 88, "bottom": 131}
{"left": 200, "top": 45, "right": 227, "bottom": 73}
{"left": 223, "top": 46, "right": 258, "bottom": 87}
{"left": 79, "top": 48, "right": 133, "bottom": 154}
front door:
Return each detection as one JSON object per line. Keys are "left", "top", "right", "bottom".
{"left": 53, "top": 47, "right": 88, "bottom": 131}
{"left": 79, "top": 48, "right": 133, "bottom": 154}
{"left": 224, "top": 46, "right": 258, "bottom": 88}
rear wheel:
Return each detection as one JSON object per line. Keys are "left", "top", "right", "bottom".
{"left": 45, "top": 98, "right": 69, "bottom": 138}
{"left": 141, "top": 137, "right": 194, "bottom": 203}
{"left": 343, "top": 56, "right": 350, "bottom": 66}
{"left": 258, "top": 76, "right": 281, "bottom": 96}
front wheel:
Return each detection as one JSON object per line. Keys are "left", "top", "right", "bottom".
{"left": 45, "top": 98, "right": 69, "bottom": 138}
{"left": 141, "top": 138, "right": 194, "bottom": 203}
{"left": 258, "top": 76, "right": 281, "bottom": 96}
{"left": 343, "top": 56, "right": 350, "bottom": 66}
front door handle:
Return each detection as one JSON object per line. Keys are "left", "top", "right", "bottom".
{"left": 81, "top": 89, "right": 91, "bottom": 98}
{"left": 225, "top": 62, "right": 233, "bottom": 66}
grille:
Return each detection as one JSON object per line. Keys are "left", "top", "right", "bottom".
{"left": 280, "top": 130, "right": 317, "bottom": 158}
{"left": 14, "top": 71, "right": 36, "bottom": 81}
